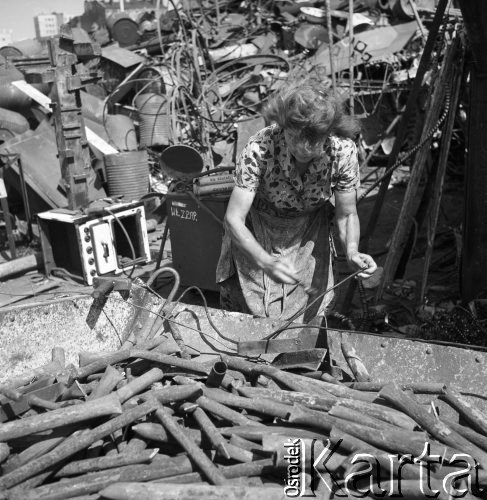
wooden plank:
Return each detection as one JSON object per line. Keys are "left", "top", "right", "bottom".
{"left": 11, "top": 80, "right": 117, "bottom": 156}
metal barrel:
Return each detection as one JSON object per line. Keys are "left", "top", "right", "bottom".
{"left": 106, "top": 11, "right": 140, "bottom": 47}
{"left": 105, "top": 114, "right": 138, "bottom": 151}
{"left": 0, "top": 107, "right": 30, "bottom": 134}
{"left": 134, "top": 93, "right": 170, "bottom": 148}
{"left": 0, "top": 67, "right": 31, "bottom": 110}
{"left": 104, "top": 150, "right": 149, "bottom": 201}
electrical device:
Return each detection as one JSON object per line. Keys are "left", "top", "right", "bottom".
{"left": 38, "top": 201, "right": 151, "bottom": 285}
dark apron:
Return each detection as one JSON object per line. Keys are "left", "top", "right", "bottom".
{"left": 217, "top": 202, "right": 335, "bottom": 323}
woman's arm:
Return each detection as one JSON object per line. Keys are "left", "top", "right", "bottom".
{"left": 224, "top": 187, "right": 300, "bottom": 284}
{"left": 335, "top": 190, "right": 377, "bottom": 278}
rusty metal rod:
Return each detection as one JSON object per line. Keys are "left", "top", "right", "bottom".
{"left": 332, "top": 398, "right": 417, "bottom": 430}
{"left": 181, "top": 402, "right": 231, "bottom": 459}
{"left": 0, "top": 393, "right": 122, "bottom": 441}
{"left": 340, "top": 339, "right": 371, "bottom": 382}
{"left": 54, "top": 449, "right": 159, "bottom": 478}
{"left": 0, "top": 399, "right": 160, "bottom": 489}
{"left": 203, "top": 387, "right": 292, "bottom": 420}
{"left": 440, "top": 387, "right": 487, "bottom": 437}
{"left": 237, "top": 385, "right": 336, "bottom": 411}
{"left": 9, "top": 455, "right": 195, "bottom": 500}
{"left": 345, "top": 381, "right": 447, "bottom": 394}
{"left": 289, "top": 403, "right": 457, "bottom": 460}
{"left": 130, "top": 349, "right": 209, "bottom": 375}
{"left": 0, "top": 443, "right": 9, "bottom": 464}
{"left": 115, "top": 368, "right": 164, "bottom": 403}
{"left": 100, "top": 483, "right": 289, "bottom": 500}
{"left": 379, "top": 383, "right": 487, "bottom": 467}
{"left": 87, "top": 365, "right": 124, "bottom": 401}
{"left": 154, "top": 406, "right": 228, "bottom": 485}
{"left": 154, "top": 458, "right": 274, "bottom": 485}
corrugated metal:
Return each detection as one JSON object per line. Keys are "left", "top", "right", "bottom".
{"left": 135, "top": 93, "right": 170, "bottom": 147}
{"left": 104, "top": 150, "right": 149, "bottom": 201}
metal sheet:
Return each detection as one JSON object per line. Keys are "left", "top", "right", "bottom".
{"left": 309, "top": 22, "right": 418, "bottom": 74}
{"left": 327, "top": 330, "right": 487, "bottom": 403}
{"left": 101, "top": 44, "right": 146, "bottom": 68}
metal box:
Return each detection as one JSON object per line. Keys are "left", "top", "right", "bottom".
{"left": 38, "top": 201, "right": 151, "bottom": 285}
{"left": 167, "top": 193, "right": 229, "bottom": 291}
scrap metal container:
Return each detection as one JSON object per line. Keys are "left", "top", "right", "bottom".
{"left": 166, "top": 192, "right": 229, "bottom": 291}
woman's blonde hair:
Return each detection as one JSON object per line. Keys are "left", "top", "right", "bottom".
{"left": 263, "top": 78, "right": 360, "bottom": 145}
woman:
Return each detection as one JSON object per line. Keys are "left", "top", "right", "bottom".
{"left": 216, "top": 79, "right": 377, "bottom": 322}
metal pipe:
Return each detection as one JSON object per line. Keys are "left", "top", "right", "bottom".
{"left": 325, "top": 0, "right": 336, "bottom": 92}
{"left": 205, "top": 361, "right": 228, "bottom": 388}
{"left": 155, "top": 406, "right": 228, "bottom": 485}
{"left": 348, "top": 0, "right": 354, "bottom": 114}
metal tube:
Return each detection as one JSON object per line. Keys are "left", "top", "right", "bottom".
{"left": 206, "top": 361, "right": 228, "bottom": 388}
{"left": 325, "top": 0, "right": 336, "bottom": 92}
{"left": 155, "top": 406, "right": 228, "bottom": 485}
{"left": 348, "top": 0, "right": 354, "bottom": 114}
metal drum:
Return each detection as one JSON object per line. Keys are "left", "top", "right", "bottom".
{"left": 134, "top": 93, "right": 170, "bottom": 148}
{"left": 105, "top": 114, "right": 138, "bottom": 151}
{"left": 104, "top": 150, "right": 150, "bottom": 201}
{"left": 106, "top": 11, "right": 140, "bottom": 47}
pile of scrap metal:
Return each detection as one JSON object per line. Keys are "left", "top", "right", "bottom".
{"left": 0, "top": 335, "right": 487, "bottom": 499}
{"left": 0, "top": 1, "right": 473, "bottom": 339}
{"left": 0, "top": 0, "right": 460, "bottom": 215}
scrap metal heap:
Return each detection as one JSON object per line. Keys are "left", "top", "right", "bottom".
{"left": 0, "top": 0, "right": 480, "bottom": 345}
{"left": 0, "top": 335, "right": 486, "bottom": 498}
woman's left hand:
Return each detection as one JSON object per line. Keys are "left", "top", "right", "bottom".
{"left": 347, "top": 252, "right": 377, "bottom": 279}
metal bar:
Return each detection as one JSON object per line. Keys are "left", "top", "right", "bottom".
{"left": 325, "top": 0, "right": 336, "bottom": 93}
{"left": 348, "top": 0, "right": 354, "bottom": 114}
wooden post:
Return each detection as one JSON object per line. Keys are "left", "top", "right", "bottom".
{"left": 341, "top": 0, "right": 449, "bottom": 311}
{"left": 0, "top": 175, "right": 16, "bottom": 258}
{"left": 377, "top": 35, "right": 458, "bottom": 299}
{"left": 458, "top": 0, "right": 487, "bottom": 302}
{"left": 419, "top": 41, "right": 465, "bottom": 302}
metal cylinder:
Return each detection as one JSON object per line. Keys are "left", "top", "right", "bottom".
{"left": 134, "top": 93, "right": 170, "bottom": 148}
{"left": 205, "top": 361, "right": 228, "bottom": 388}
{"left": 0, "top": 107, "right": 30, "bottom": 134}
{"left": 106, "top": 11, "right": 140, "bottom": 47}
{"left": 104, "top": 150, "right": 149, "bottom": 201}
{"left": 105, "top": 114, "right": 138, "bottom": 151}
{"left": 0, "top": 67, "right": 30, "bottom": 110}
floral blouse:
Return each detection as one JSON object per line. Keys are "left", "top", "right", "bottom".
{"left": 234, "top": 124, "right": 360, "bottom": 216}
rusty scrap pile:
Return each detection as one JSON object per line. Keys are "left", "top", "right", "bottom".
{"left": 0, "top": 338, "right": 486, "bottom": 499}
{"left": 0, "top": 0, "right": 460, "bottom": 212}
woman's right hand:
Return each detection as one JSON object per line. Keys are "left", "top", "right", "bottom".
{"left": 262, "top": 256, "right": 300, "bottom": 284}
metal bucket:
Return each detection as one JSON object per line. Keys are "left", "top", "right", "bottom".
{"left": 134, "top": 93, "right": 170, "bottom": 148}
{"left": 104, "top": 150, "right": 149, "bottom": 201}
{"left": 105, "top": 114, "right": 138, "bottom": 151}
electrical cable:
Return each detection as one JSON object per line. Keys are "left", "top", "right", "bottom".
{"left": 173, "top": 285, "right": 238, "bottom": 345}
{"left": 358, "top": 85, "right": 452, "bottom": 203}
{"left": 118, "top": 296, "right": 237, "bottom": 352}
{"left": 262, "top": 268, "right": 366, "bottom": 341}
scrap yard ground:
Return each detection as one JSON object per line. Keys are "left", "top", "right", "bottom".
{"left": 0, "top": 1, "right": 487, "bottom": 499}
